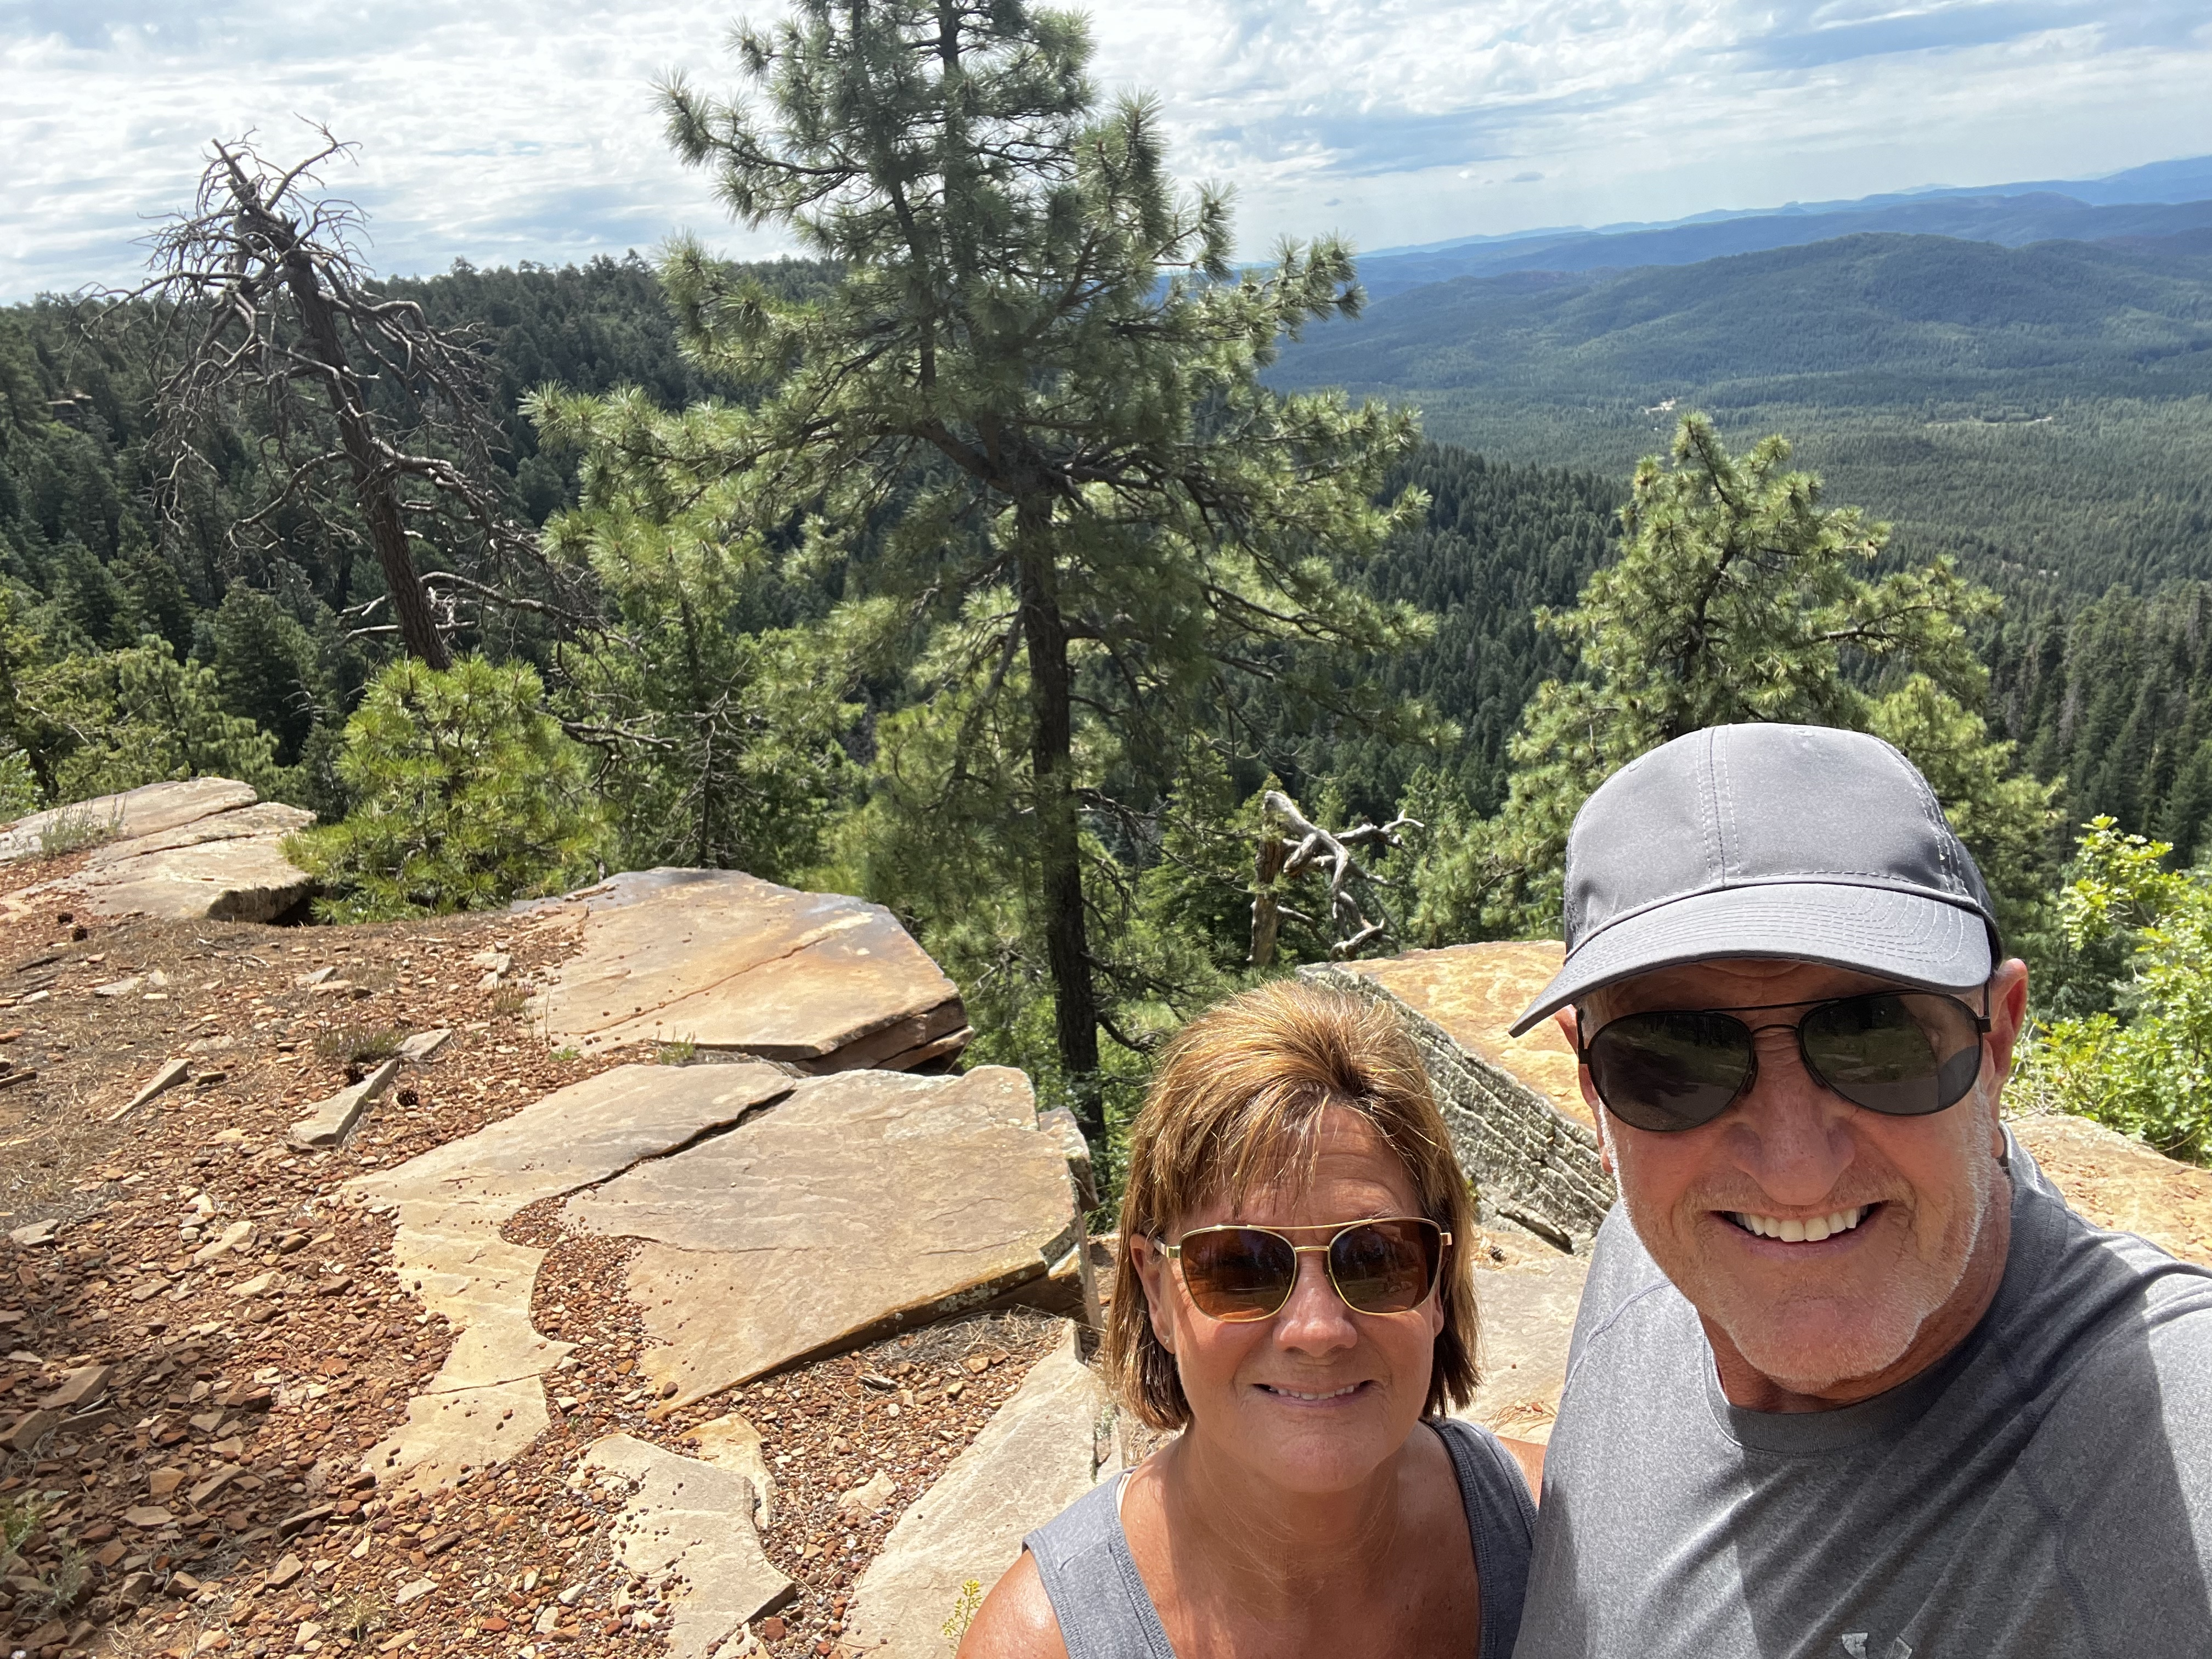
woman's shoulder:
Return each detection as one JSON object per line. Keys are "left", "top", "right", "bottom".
{"left": 1432, "top": 1415, "right": 1544, "bottom": 1510}
{"left": 960, "top": 1476, "right": 1127, "bottom": 1659}
{"left": 958, "top": 1550, "right": 1070, "bottom": 1659}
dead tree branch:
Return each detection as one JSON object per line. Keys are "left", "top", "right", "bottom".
{"left": 1249, "top": 789, "right": 1420, "bottom": 967}
{"left": 104, "top": 127, "right": 553, "bottom": 667}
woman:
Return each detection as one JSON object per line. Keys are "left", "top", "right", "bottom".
{"left": 962, "top": 980, "right": 1542, "bottom": 1659}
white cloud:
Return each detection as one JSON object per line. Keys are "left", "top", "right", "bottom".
{"left": 3, "top": 0, "right": 2209, "bottom": 299}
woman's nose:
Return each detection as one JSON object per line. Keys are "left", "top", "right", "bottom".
{"left": 1272, "top": 1249, "right": 1357, "bottom": 1353}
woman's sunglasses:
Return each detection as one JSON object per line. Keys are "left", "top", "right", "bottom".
{"left": 1159, "top": 1217, "right": 1449, "bottom": 1323}
{"left": 1577, "top": 990, "right": 1990, "bottom": 1134}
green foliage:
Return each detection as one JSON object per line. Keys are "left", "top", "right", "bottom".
{"left": 2019, "top": 818, "right": 2212, "bottom": 1162}
{"left": 1982, "top": 583, "right": 2212, "bottom": 868}
{"left": 0, "top": 747, "right": 39, "bottom": 819}
{"left": 313, "top": 1024, "right": 404, "bottom": 1066}
{"left": 541, "top": 471, "right": 871, "bottom": 881}
{"left": 18, "top": 634, "right": 292, "bottom": 804}
{"left": 210, "top": 588, "right": 331, "bottom": 767}
{"left": 540, "top": 0, "right": 1429, "bottom": 1126}
{"left": 287, "top": 655, "right": 608, "bottom": 921}
{"left": 1404, "top": 415, "right": 2058, "bottom": 947}
{"left": 37, "top": 798, "right": 122, "bottom": 856}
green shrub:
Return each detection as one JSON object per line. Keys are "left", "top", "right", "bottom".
{"left": 0, "top": 748, "right": 40, "bottom": 821}
{"left": 21, "top": 635, "right": 293, "bottom": 803}
{"left": 287, "top": 655, "right": 608, "bottom": 921}
{"left": 2017, "top": 816, "right": 2212, "bottom": 1163}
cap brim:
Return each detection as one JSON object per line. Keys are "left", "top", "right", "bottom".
{"left": 1506, "top": 882, "right": 1995, "bottom": 1036}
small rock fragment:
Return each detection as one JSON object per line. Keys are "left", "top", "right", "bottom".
{"left": 38, "top": 1361, "right": 112, "bottom": 1411}
{"left": 193, "top": 1218, "right": 255, "bottom": 1267}
{"left": 836, "top": 1470, "right": 898, "bottom": 1516}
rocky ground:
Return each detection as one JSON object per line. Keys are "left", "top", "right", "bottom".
{"left": 0, "top": 864, "right": 1070, "bottom": 1659}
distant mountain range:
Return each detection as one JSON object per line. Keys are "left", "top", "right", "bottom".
{"left": 1271, "top": 229, "right": 2212, "bottom": 592}
{"left": 1356, "top": 155, "right": 2212, "bottom": 298}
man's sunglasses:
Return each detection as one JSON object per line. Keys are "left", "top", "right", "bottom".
{"left": 1159, "top": 1217, "right": 1449, "bottom": 1323}
{"left": 1576, "top": 990, "right": 1991, "bottom": 1134}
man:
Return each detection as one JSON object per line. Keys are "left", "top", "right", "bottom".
{"left": 1506, "top": 723, "right": 2212, "bottom": 1658}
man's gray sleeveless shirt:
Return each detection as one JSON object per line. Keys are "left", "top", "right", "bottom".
{"left": 1513, "top": 1132, "right": 2212, "bottom": 1658}
{"left": 1029, "top": 1417, "right": 1535, "bottom": 1657}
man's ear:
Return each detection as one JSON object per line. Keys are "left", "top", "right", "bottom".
{"left": 1984, "top": 957, "right": 2032, "bottom": 1156}
{"left": 1554, "top": 1006, "right": 1615, "bottom": 1174}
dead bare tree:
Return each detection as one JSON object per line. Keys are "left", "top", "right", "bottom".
{"left": 1249, "top": 789, "right": 1420, "bottom": 967}
{"left": 111, "top": 129, "right": 544, "bottom": 668}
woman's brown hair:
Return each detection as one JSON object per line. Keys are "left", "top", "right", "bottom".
{"left": 1105, "top": 979, "right": 1480, "bottom": 1430}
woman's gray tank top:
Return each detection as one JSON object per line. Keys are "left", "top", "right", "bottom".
{"left": 1024, "top": 1417, "right": 1536, "bottom": 1659}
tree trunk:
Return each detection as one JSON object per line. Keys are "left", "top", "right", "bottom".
{"left": 274, "top": 242, "right": 452, "bottom": 669}
{"left": 1015, "top": 495, "right": 1102, "bottom": 1133}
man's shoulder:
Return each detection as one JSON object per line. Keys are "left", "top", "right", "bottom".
{"left": 1561, "top": 1204, "right": 1691, "bottom": 1377}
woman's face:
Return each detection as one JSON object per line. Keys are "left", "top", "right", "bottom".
{"left": 1129, "top": 1105, "right": 1447, "bottom": 1495}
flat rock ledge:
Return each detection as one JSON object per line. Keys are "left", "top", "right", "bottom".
{"left": 565, "top": 1064, "right": 1088, "bottom": 1409}
{"left": 523, "top": 868, "right": 970, "bottom": 1071}
{"left": 847, "top": 1327, "right": 1115, "bottom": 1658}
{"left": 0, "top": 776, "right": 315, "bottom": 923}
{"left": 581, "top": 1433, "right": 795, "bottom": 1659}
{"left": 342, "top": 1063, "right": 794, "bottom": 1493}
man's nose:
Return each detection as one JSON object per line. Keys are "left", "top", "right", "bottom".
{"left": 1272, "top": 1249, "right": 1358, "bottom": 1355}
{"left": 1718, "top": 1024, "right": 1857, "bottom": 1203}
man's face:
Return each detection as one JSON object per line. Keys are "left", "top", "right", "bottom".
{"left": 1558, "top": 956, "right": 2029, "bottom": 1406}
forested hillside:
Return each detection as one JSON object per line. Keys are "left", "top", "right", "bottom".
{"left": 9, "top": 191, "right": 2212, "bottom": 1157}
{"left": 14, "top": 251, "right": 2212, "bottom": 860}
{"left": 1271, "top": 230, "right": 2212, "bottom": 591}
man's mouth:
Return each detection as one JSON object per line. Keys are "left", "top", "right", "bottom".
{"left": 1256, "top": 1381, "right": 1368, "bottom": 1402}
{"left": 1726, "top": 1204, "right": 1875, "bottom": 1243}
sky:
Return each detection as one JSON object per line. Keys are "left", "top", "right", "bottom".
{"left": 3, "top": 0, "right": 2210, "bottom": 300}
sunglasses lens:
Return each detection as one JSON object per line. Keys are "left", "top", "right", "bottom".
{"left": 1587, "top": 1009, "right": 1754, "bottom": 1132}
{"left": 1802, "top": 993, "right": 1983, "bottom": 1115}
{"left": 1177, "top": 1228, "right": 1297, "bottom": 1321}
{"left": 1329, "top": 1220, "right": 1443, "bottom": 1315}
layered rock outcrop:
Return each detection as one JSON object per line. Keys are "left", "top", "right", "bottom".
{"left": 524, "top": 868, "right": 971, "bottom": 1072}
{"left": 0, "top": 777, "right": 315, "bottom": 923}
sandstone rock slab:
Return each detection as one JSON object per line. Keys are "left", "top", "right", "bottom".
{"left": 289, "top": 1058, "right": 400, "bottom": 1150}
{"left": 1455, "top": 1254, "right": 1590, "bottom": 1443}
{"left": 847, "top": 1332, "right": 1114, "bottom": 1658}
{"left": 686, "top": 1413, "right": 774, "bottom": 1525}
{"left": 362, "top": 1378, "right": 550, "bottom": 1495}
{"left": 396, "top": 1029, "right": 453, "bottom": 1064}
{"left": 345, "top": 1063, "right": 792, "bottom": 1492}
{"left": 0, "top": 777, "right": 256, "bottom": 864}
{"left": 346, "top": 1062, "right": 792, "bottom": 1231}
{"left": 563, "top": 1065, "right": 1084, "bottom": 1407}
{"left": 0, "top": 779, "right": 317, "bottom": 923}
{"left": 2013, "top": 1114, "right": 2212, "bottom": 1267}
{"left": 1305, "top": 961, "right": 1612, "bottom": 1250}
{"left": 525, "top": 868, "right": 969, "bottom": 1070}
{"left": 111, "top": 1057, "right": 191, "bottom": 1123}
{"left": 583, "top": 1433, "right": 795, "bottom": 1659}
{"left": 1345, "top": 942, "right": 1584, "bottom": 1127}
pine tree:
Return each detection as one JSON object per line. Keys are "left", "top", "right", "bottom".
{"left": 286, "top": 656, "right": 607, "bottom": 920}
{"left": 535, "top": 0, "right": 1427, "bottom": 1133}
{"left": 1410, "top": 415, "right": 2058, "bottom": 947}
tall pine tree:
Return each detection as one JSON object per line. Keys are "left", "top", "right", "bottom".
{"left": 535, "top": 0, "right": 1427, "bottom": 1133}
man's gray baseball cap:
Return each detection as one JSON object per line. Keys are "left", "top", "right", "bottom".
{"left": 1508, "top": 723, "right": 2000, "bottom": 1036}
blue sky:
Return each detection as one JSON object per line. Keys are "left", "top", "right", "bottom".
{"left": 3, "top": 0, "right": 2208, "bottom": 299}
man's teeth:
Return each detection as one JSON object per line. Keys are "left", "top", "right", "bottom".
{"left": 1731, "top": 1205, "right": 1869, "bottom": 1243}
{"left": 1263, "top": 1383, "right": 1361, "bottom": 1401}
